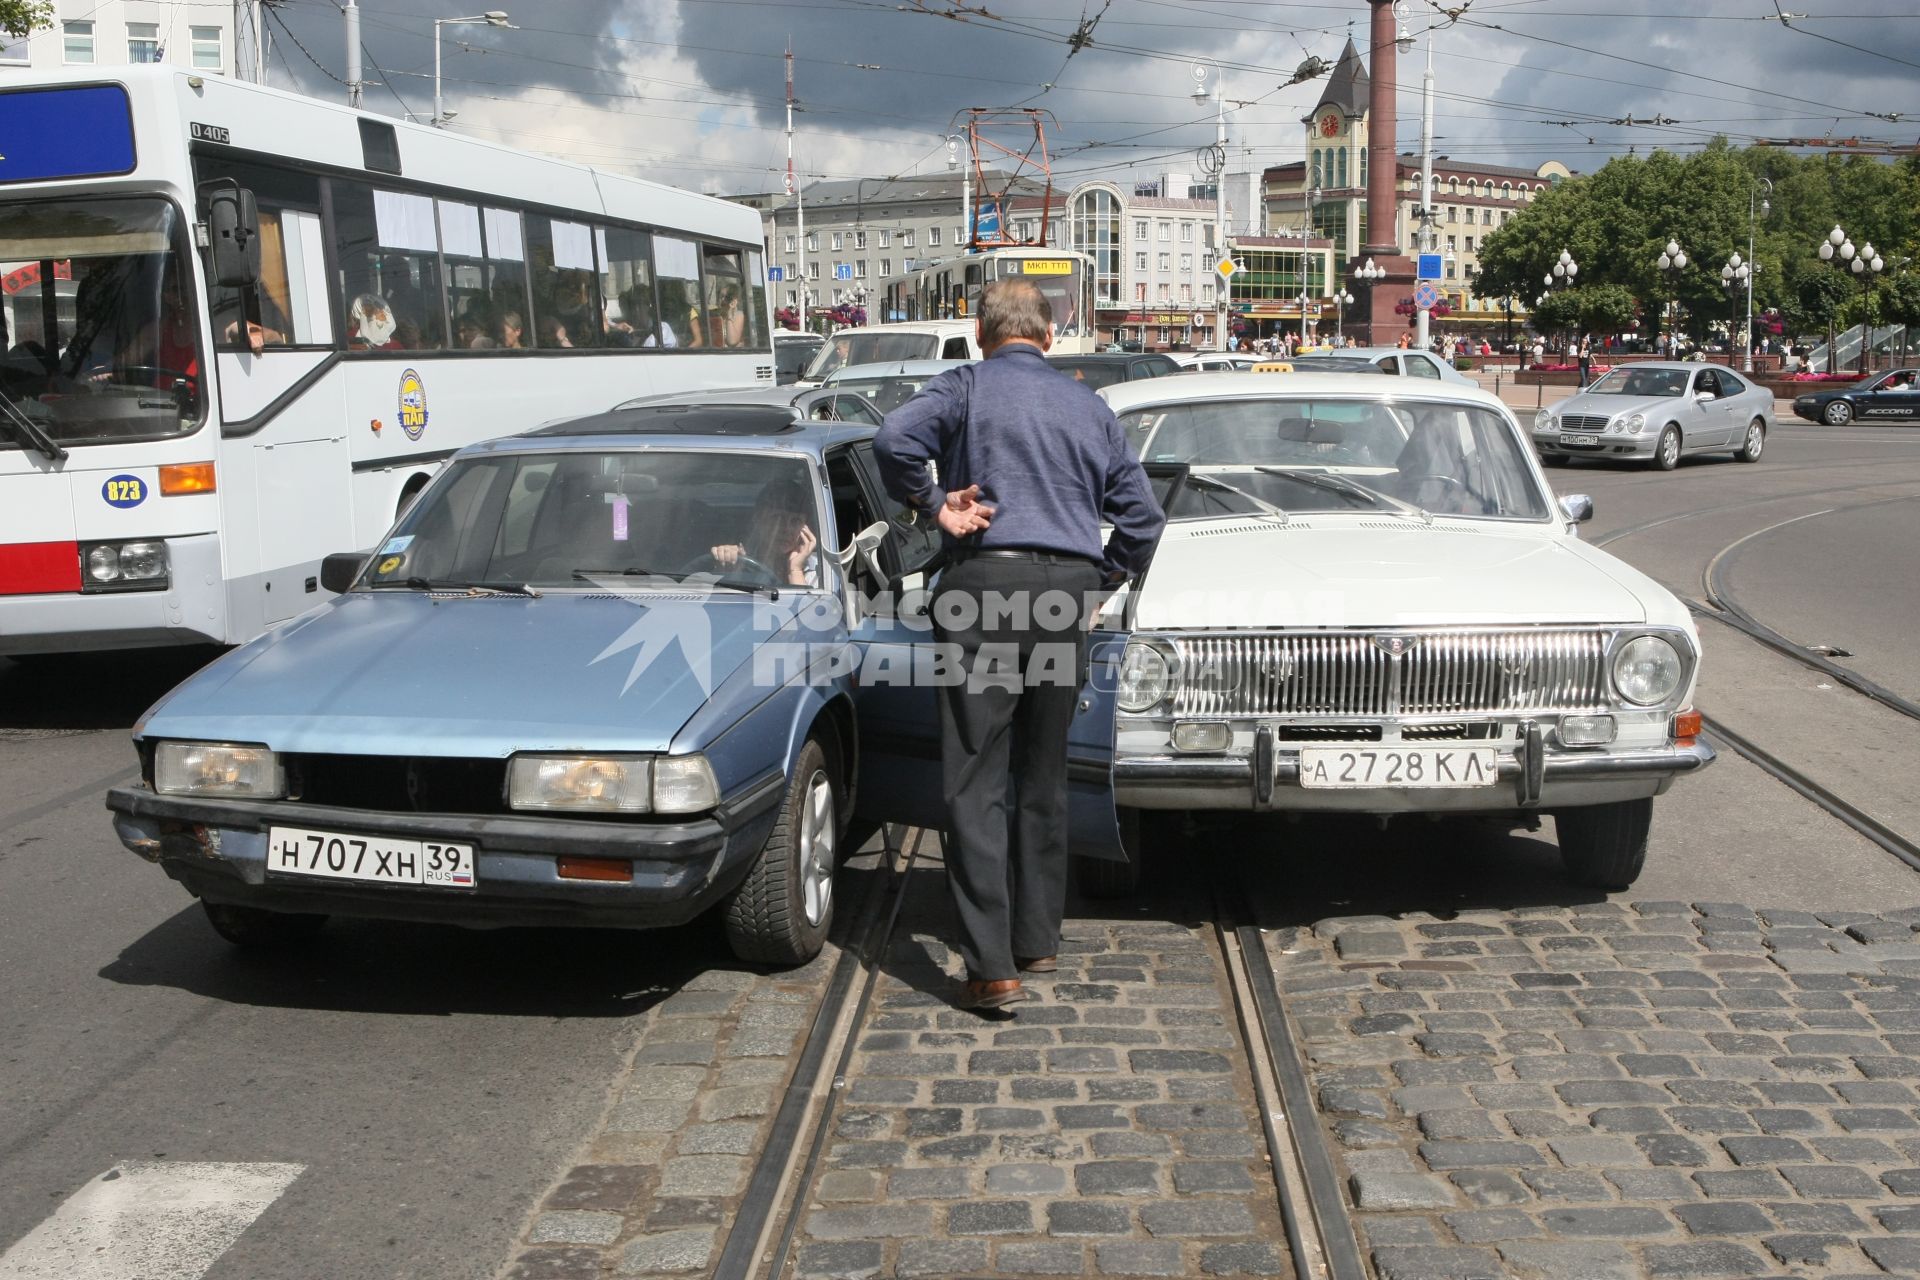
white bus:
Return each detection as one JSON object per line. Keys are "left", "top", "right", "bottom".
{"left": 875, "top": 246, "right": 1095, "bottom": 353}
{"left": 0, "top": 68, "right": 772, "bottom": 656}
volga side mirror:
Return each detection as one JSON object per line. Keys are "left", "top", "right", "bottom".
{"left": 1559, "top": 494, "right": 1594, "bottom": 524}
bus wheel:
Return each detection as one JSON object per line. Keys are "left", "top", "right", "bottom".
{"left": 396, "top": 474, "right": 431, "bottom": 517}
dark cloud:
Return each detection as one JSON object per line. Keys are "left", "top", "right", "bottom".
{"left": 266, "top": 1, "right": 1920, "bottom": 191}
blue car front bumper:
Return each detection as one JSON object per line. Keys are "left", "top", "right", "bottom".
{"left": 105, "top": 779, "right": 783, "bottom": 930}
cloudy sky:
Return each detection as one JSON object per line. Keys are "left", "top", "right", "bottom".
{"left": 260, "top": 0, "right": 1920, "bottom": 194}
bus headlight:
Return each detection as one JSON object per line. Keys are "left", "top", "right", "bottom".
{"left": 155, "top": 741, "right": 285, "bottom": 798}
{"left": 1612, "top": 635, "right": 1684, "bottom": 706}
{"left": 80, "top": 539, "right": 169, "bottom": 592}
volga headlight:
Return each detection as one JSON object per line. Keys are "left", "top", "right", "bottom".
{"left": 1611, "top": 635, "right": 1684, "bottom": 706}
{"left": 510, "top": 755, "right": 652, "bottom": 813}
{"left": 1534, "top": 408, "right": 1553, "bottom": 430}
{"left": 1117, "top": 640, "right": 1173, "bottom": 714}
{"left": 154, "top": 741, "right": 284, "bottom": 798}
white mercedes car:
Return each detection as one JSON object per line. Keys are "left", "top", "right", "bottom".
{"left": 1094, "top": 373, "right": 1714, "bottom": 892}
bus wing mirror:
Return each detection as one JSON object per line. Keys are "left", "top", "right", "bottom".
{"left": 207, "top": 187, "right": 262, "bottom": 288}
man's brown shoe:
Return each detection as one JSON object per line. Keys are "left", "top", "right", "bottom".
{"left": 957, "top": 978, "right": 1028, "bottom": 1010}
{"left": 1016, "top": 955, "right": 1058, "bottom": 973}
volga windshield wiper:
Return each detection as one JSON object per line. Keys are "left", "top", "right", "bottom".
{"left": 1254, "top": 467, "right": 1430, "bottom": 522}
{"left": 0, "top": 390, "right": 66, "bottom": 463}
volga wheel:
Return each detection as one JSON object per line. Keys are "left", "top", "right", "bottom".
{"left": 1822, "top": 399, "right": 1852, "bottom": 426}
{"left": 1652, "top": 426, "right": 1681, "bottom": 471}
{"left": 1554, "top": 798, "right": 1652, "bottom": 891}
{"left": 724, "top": 737, "right": 836, "bottom": 966}
{"left": 1735, "top": 419, "right": 1765, "bottom": 462}
{"left": 202, "top": 901, "right": 328, "bottom": 947}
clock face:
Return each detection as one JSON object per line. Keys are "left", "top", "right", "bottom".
{"left": 1318, "top": 112, "right": 1342, "bottom": 137}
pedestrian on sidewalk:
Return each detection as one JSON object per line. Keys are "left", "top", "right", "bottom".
{"left": 874, "top": 279, "right": 1165, "bottom": 1012}
{"left": 1577, "top": 332, "right": 1593, "bottom": 387}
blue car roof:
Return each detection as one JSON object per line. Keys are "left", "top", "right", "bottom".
{"left": 463, "top": 405, "right": 871, "bottom": 459}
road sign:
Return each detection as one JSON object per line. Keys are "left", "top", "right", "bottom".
{"left": 834, "top": 264, "right": 853, "bottom": 280}
{"left": 1417, "top": 253, "right": 1443, "bottom": 280}
{"left": 767, "top": 266, "right": 785, "bottom": 282}
{"left": 1215, "top": 258, "right": 1237, "bottom": 279}
{"left": 1414, "top": 281, "right": 1440, "bottom": 310}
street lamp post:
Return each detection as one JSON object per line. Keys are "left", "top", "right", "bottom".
{"left": 1543, "top": 248, "right": 1577, "bottom": 358}
{"left": 1818, "top": 225, "right": 1884, "bottom": 373}
{"left": 1192, "top": 62, "right": 1230, "bottom": 351}
{"left": 1721, "top": 254, "right": 1750, "bottom": 358}
{"left": 1656, "top": 238, "right": 1687, "bottom": 354}
{"left": 1331, "top": 288, "right": 1354, "bottom": 345}
{"left": 1743, "top": 177, "right": 1771, "bottom": 371}
{"left": 1354, "top": 257, "right": 1384, "bottom": 349}
{"left": 433, "top": 11, "right": 512, "bottom": 127}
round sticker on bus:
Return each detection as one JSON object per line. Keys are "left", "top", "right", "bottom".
{"left": 398, "top": 368, "right": 429, "bottom": 441}
{"left": 102, "top": 474, "right": 147, "bottom": 508}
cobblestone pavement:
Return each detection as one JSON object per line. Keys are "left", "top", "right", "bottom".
{"left": 782, "top": 849, "right": 1294, "bottom": 1280}
{"left": 492, "top": 925, "right": 842, "bottom": 1280}
{"left": 1276, "top": 900, "right": 1920, "bottom": 1279}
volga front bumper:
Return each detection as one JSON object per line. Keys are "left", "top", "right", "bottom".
{"left": 104, "top": 778, "right": 783, "bottom": 929}
{"left": 1114, "top": 724, "right": 1715, "bottom": 813}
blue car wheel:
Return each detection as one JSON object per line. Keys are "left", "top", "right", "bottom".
{"left": 724, "top": 737, "right": 838, "bottom": 966}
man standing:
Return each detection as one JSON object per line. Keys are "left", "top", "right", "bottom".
{"left": 874, "top": 280, "right": 1164, "bottom": 1011}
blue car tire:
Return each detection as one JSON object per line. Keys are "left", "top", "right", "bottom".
{"left": 724, "top": 737, "right": 838, "bottom": 966}
{"left": 203, "top": 901, "right": 329, "bottom": 947}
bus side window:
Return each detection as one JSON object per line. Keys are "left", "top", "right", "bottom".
{"left": 330, "top": 181, "right": 447, "bottom": 352}
{"left": 596, "top": 225, "right": 657, "bottom": 349}
{"left": 196, "top": 159, "right": 324, "bottom": 349}
{"left": 700, "top": 245, "right": 751, "bottom": 350}
{"left": 654, "top": 236, "right": 703, "bottom": 349}
{"left": 525, "top": 215, "right": 600, "bottom": 350}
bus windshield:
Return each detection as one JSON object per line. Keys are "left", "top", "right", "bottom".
{"left": 0, "top": 197, "right": 204, "bottom": 447}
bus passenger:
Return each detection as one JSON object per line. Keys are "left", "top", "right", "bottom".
{"left": 537, "top": 315, "right": 573, "bottom": 348}
{"left": 347, "top": 294, "right": 401, "bottom": 350}
{"left": 713, "top": 283, "right": 747, "bottom": 348}
{"left": 549, "top": 272, "right": 599, "bottom": 348}
{"left": 497, "top": 310, "right": 526, "bottom": 349}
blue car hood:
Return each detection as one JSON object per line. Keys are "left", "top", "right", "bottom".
{"left": 140, "top": 590, "right": 811, "bottom": 757}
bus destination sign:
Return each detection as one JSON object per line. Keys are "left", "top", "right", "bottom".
{"left": 1009, "top": 259, "right": 1073, "bottom": 275}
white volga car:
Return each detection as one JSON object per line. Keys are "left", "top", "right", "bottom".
{"left": 1094, "top": 373, "right": 1714, "bottom": 891}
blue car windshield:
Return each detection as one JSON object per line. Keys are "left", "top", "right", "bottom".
{"left": 1586, "top": 368, "right": 1686, "bottom": 397}
{"left": 363, "top": 450, "right": 824, "bottom": 590}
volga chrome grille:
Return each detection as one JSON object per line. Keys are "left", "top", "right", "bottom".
{"left": 1166, "top": 630, "right": 1610, "bottom": 718}
{"left": 1559, "top": 414, "right": 1611, "bottom": 433}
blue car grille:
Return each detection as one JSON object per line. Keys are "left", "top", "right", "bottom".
{"left": 288, "top": 754, "right": 510, "bottom": 816}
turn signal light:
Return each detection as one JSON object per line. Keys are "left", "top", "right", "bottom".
{"left": 160, "top": 462, "right": 216, "bottom": 495}
{"left": 1672, "top": 709, "right": 1703, "bottom": 746}
{"left": 556, "top": 856, "right": 632, "bottom": 883}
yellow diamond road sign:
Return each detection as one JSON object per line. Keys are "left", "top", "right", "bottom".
{"left": 1216, "top": 258, "right": 1237, "bottom": 278}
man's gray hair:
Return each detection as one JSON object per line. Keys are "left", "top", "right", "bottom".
{"left": 979, "top": 279, "right": 1052, "bottom": 348}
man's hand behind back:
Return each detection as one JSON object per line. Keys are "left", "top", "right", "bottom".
{"left": 937, "top": 484, "right": 995, "bottom": 538}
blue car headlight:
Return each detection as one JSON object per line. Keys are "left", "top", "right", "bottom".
{"left": 154, "top": 741, "right": 285, "bottom": 798}
{"left": 507, "top": 753, "right": 720, "bottom": 814}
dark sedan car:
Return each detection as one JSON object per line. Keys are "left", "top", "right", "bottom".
{"left": 1048, "top": 353, "right": 1181, "bottom": 389}
{"left": 1792, "top": 368, "right": 1920, "bottom": 425}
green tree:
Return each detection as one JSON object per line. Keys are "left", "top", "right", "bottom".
{"left": 1574, "top": 283, "right": 1637, "bottom": 336}
{"left": 0, "top": 1, "right": 51, "bottom": 37}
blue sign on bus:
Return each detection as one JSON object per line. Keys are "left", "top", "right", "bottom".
{"left": 0, "top": 86, "right": 136, "bottom": 184}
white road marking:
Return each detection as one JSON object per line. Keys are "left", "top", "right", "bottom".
{"left": 0, "top": 1161, "right": 304, "bottom": 1280}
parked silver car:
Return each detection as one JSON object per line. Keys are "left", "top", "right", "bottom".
{"left": 1533, "top": 362, "right": 1771, "bottom": 469}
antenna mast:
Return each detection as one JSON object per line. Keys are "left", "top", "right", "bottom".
{"left": 786, "top": 41, "right": 807, "bottom": 330}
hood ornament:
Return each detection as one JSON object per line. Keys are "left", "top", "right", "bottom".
{"left": 1373, "top": 634, "right": 1418, "bottom": 658}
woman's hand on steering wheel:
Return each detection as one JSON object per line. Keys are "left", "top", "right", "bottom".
{"left": 684, "top": 546, "right": 779, "bottom": 584}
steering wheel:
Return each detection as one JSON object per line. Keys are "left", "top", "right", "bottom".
{"left": 680, "top": 550, "right": 780, "bottom": 584}
{"left": 99, "top": 365, "right": 199, "bottom": 393}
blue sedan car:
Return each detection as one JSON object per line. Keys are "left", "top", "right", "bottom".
{"left": 106, "top": 404, "right": 1124, "bottom": 966}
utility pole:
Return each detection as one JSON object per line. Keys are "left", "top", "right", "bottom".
{"left": 344, "top": 0, "right": 361, "bottom": 107}
{"left": 255, "top": 0, "right": 267, "bottom": 84}
{"left": 1415, "top": 35, "right": 1435, "bottom": 351}
{"left": 786, "top": 42, "right": 807, "bottom": 331}
{"left": 1193, "top": 64, "right": 1229, "bottom": 350}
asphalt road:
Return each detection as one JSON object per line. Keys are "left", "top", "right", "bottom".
{"left": 3, "top": 417, "right": 1917, "bottom": 1278}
